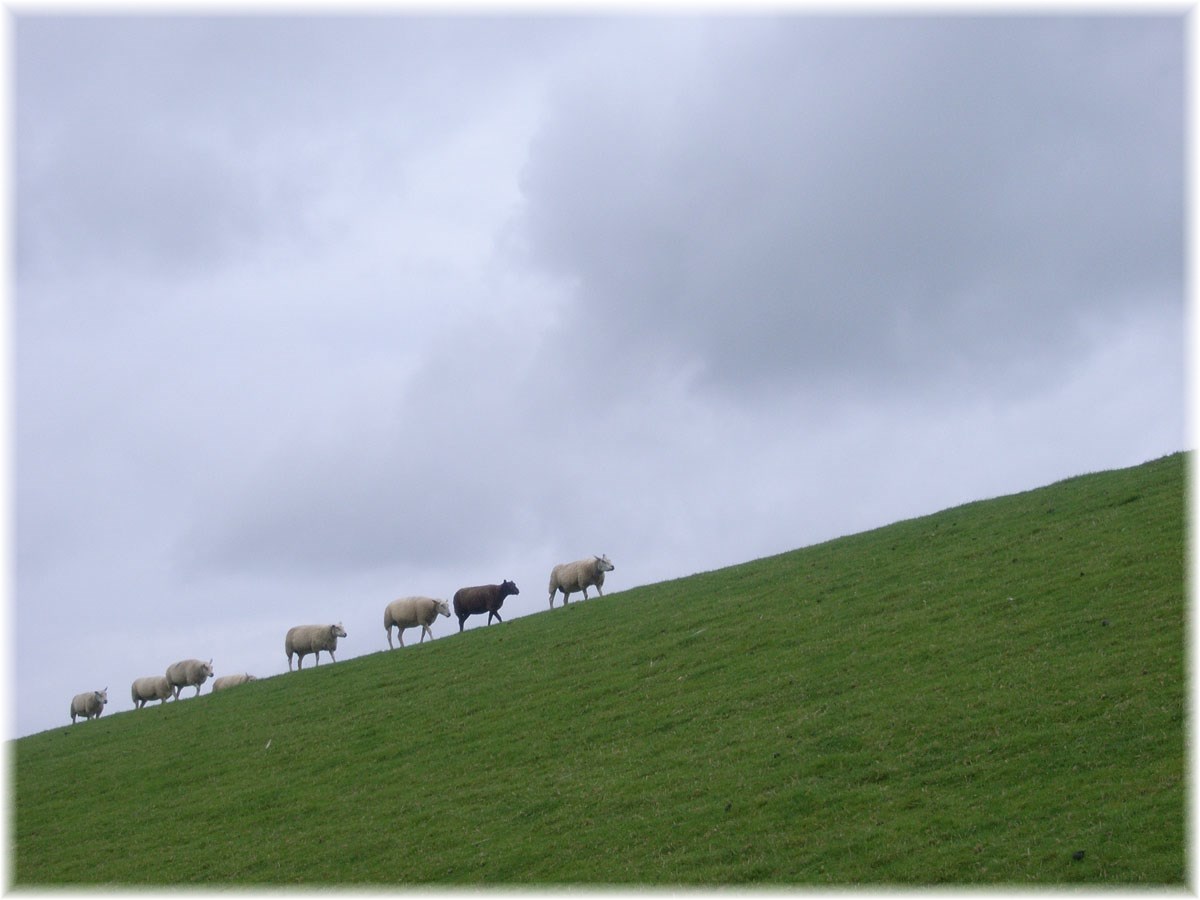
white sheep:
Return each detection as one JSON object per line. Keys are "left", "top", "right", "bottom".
{"left": 131, "top": 676, "right": 173, "bottom": 709}
{"left": 384, "top": 597, "right": 451, "bottom": 649}
{"left": 211, "top": 673, "right": 257, "bottom": 692}
{"left": 285, "top": 623, "right": 346, "bottom": 671}
{"left": 69, "top": 688, "right": 108, "bottom": 723}
{"left": 165, "top": 659, "right": 214, "bottom": 699}
{"left": 548, "top": 554, "right": 615, "bottom": 607}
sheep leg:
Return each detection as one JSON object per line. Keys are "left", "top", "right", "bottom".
{"left": 420, "top": 626, "right": 430, "bottom": 643}
{"left": 329, "top": 651, "right": 337, "bottom": 662}
{"left": 193, "top": 685, "right": 201, "bottom": 698}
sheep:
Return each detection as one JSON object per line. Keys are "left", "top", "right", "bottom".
{"left": 69, "top": 688, "right": 108, "bottom": 723}
{"left": 453, "top": 580, "right": 520, "bottom": 632}
{"left": 166, "top": 659, "right": 214, "bottom": 699}
{"left": 548, "top": 554, "right": 615, "bottom": 607}
{"left": 211, "top": 673, "right": 257, "bottom": 692}
{"left": 384, "top": 597, "right": 451, "bottom": 649}
{"left": 285, "top": 623, "right": 346, "bottom": 671}
{"left": 131, "top": 676, "right": 172, "bottom": 709}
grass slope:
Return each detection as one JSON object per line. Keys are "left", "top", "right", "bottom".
{"left": 12, "top": 454, "right": 1186, "bottom": 886}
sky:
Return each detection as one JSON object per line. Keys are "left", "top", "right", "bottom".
{"left": 11, "top": 11, "right": 1187, "bottom": 739}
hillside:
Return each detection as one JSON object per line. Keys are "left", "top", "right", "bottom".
{"left": 12, "top": 453, "right": 1186, "bottom": 885}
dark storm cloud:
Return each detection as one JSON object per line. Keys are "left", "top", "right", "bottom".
{"left": 518, "top": 16, "right": 1184, "bottom": 398}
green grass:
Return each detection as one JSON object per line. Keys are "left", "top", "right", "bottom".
{"left": 12, "top": 453, "right": 1186, "bottom": 885}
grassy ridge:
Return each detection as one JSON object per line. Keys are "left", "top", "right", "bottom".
{"left": 12, "top": 453, "right": 1186, "bottom": 885}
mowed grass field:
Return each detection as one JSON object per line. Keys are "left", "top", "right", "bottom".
{"left": 12, "top": 453, "right": 1186, "bottom": 885}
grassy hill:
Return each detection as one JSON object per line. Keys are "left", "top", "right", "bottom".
{"left": 12, "top": 453, "right": 1186, "bottom": 886}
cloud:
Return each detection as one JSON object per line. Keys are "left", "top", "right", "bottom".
{"left": 15, "top": 15, "right": 578, "bottom": 279}
{"left": 517, "top": 16, "right": 1184, "bottom": 400}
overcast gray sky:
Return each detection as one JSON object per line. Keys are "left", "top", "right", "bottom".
{"left": 13, "top": 12, "right": 1186, "bottom": 738}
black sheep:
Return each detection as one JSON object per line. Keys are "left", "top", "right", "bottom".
{"left": 453, "top": 580, "right": 520, "bottom": 632}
